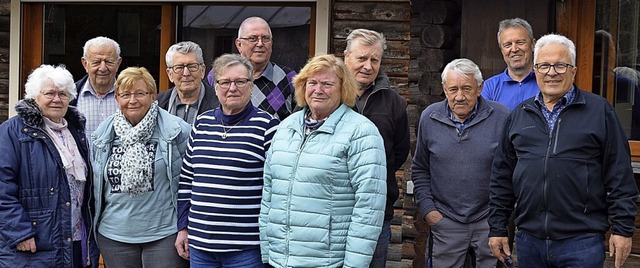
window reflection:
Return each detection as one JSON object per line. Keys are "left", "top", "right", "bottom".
{"left": 178, "top": 5, "right": 311, "bottom": 82}
{"left": 594, "top": 0, "right": 640, "bottom": 139}
{"left": 43, "top": 4, "right": 162, "bottom": 87}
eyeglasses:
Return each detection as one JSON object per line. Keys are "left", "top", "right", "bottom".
{"left": 534, "top": 63, "right": 574, "bottom": 74}
{"left": 238, "top": 35, "right": 272, "bottom": 44}
{"left": 170, "top": 63, "right": 201, "bottom": 74}
{"left": 118, "top": 92, "right": 149, "bottom": 100}
{"left": 41, "top": 91, "right": 70, "bottom": 100}
{"left": 216, "top": 79, "right": 251, "bottom": 89}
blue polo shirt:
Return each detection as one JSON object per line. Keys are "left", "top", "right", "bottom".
{"left": 482, "top": 68, "right": 539, "bottom": 110}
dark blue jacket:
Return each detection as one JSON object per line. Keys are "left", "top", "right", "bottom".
{"left": 489, "top": 87, "right": 639, "bottom": 240}
{"left": 0, "top": 99, "right": 93, "bottom": 267}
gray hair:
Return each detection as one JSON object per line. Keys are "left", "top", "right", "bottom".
{"left": 441, "top": 58, "right": 483, "bottom": 87}
{"left": 82, "top": 36, "right": 121, "bottom": 59}
{"left": 534, "top": 34, "right": 576, "bottom": 65}
{"left": 212, "top": 54, "right": 254, "bottom": 82}
{"left": 615, "top": 66, "right": 640, "bottom": 86}
{"left": 345, "top": 28, "right": 387, "bottom": 52}
{"left": 165, "top": 41, "right": 204, "bottom": 67}
{"left": 24, "top": 64, "right": 77, "bottom": 100}
{"left": 238, "top": 17, "right": 272, "bottom": 38}
{"left": 497, "top": 18, "right": 534, "bottom": 45}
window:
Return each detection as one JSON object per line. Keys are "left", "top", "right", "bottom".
{"left": 178, "top": 5, "right": 312, "bottom": 76}
{"left": 593, "top": 0, "right": 640, "bottom": 140}
{"left": 43, "top": 4, "right": 162, "bottom": 85}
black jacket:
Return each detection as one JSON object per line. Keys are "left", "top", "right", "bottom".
{"left": 157, "top": 82, "right": 219, "bottom": 117}
{"left": 355, "top": 72, "right": 410, "bottom": 221}
{"left": 488, "top": 87, "right": 639, "bottom": 239}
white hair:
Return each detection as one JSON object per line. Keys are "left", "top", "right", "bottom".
{"left": 24, "top": 64, "right": 77, "bottom": 100}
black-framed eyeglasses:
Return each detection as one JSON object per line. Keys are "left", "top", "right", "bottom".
{"left": 118, "top": 92, "right": 149, "bottom": 100}
{"left": 41, "top": 90, "right": 70, "bottom": 100}
{"left": 238, "top": 35, "right": 272, "bottom": 44}
{"left": 170, "top": 63, "right": 201, "bottom": 73}
{"left": 534, "top": 63, "right": 574, "bottom": 74}
{"left": 216, "top": 78, "right": 251, "bottom": 89}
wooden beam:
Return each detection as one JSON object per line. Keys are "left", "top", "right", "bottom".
{"left": 159, "top": 4, "right": 175, "bottom": 93}
{"left": 21, "top": 3, "right": 43, "bottom": 97}
{"left": 555, "top": 0, "right": 595, "bottom": 91}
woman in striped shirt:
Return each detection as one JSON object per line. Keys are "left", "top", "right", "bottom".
{"left": 175, "top": 53, "right": 279, "bottom": 268}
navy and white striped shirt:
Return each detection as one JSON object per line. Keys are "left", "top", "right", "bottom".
{"left": 177, "top": 104, "right": 279, "bottom": 252}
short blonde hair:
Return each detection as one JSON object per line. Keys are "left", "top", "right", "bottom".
{"left": 115, "top": 67, "right": 157, "bottom": 97}
{"left": 293, "top": 54, "right": 358, "bottom": 107}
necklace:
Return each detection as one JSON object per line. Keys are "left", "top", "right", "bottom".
{"left": 221, "top": 120, "right": 241, "bottom": 139}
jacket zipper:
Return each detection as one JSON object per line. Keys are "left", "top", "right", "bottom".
{"left": 285, "top": 129, "right": 310, "bottom": 267}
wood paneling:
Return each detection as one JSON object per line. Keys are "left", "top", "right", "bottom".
{"left": 460, "top": 0, "right": 551, "bottom": 80}
{"left": 21, "top": 3, "right": 44, "bottom": 98}
{"left": 333, "top": 2, "right": 410, "bottom": 22}
{"left": 159, "top": 4, "right": 175, "bottom": 93}
{"left": 556, "top": 0, "right": 596, "bottom": 91}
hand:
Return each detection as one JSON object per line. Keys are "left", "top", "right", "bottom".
{"left": 488, "top": 236, "right": 510, "bottom": 263}
{"left": 174, "top": 229, "right": 189, "bottom": 260}
{"left": 16, "top": 237, "right": 36, "bottom": 253}
{"left": 424, "top": 211, "right": 443, "bottom": 226}
{"left": 609, "top": 234, "right": 632, "bottom": 268}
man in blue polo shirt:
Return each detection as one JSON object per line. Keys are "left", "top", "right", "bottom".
{"left": 482, "top": 18, "right": 539, "bottom": 110}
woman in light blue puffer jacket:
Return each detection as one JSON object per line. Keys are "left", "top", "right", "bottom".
{"left": 260, "top": 54, "right": 387, "bottom": 268}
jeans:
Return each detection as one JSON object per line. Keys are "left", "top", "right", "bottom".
{"left": 97, "top": 232, "right": 188, "bottom": 268}
{"left": 369, "top": 220, "right": 391, "bottom": 268}
{"left": 515, "top": 230, "right": 605, "bottom": 268}
{"left": 190, "top": 247, "right": 265, "bottom": 268}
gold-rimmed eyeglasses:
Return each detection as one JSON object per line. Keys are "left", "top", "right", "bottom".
{"left": 41, "top": 90, "right": 70, "bottom": 100}
{"left": 118, "top": 92, "right": 149, "bottom": 100}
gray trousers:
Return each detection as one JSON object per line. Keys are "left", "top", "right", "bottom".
{"left": 429, "top": 216, "right": 495, "bottom": 268}
{"left": 97, "top": 232, "right": 189, "bottom": 268}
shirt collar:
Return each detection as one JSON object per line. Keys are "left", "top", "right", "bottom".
{"left": 80, "top": 81, "right": 115, "bottom": 98}
{"left": 534, "top": 85, "right": 576, "bottom": 108}
{"left": 446, "top": 100, "right": 479, "bottom": 124}
{"left": 258, "top": 61, "right": 274, "bottom": 80}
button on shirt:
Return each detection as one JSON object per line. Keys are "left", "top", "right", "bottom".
{"left": 76, "top": 82, "right": 119, "bottom": 152}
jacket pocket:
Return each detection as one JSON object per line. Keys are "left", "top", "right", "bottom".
{"left": 26, "top": 209, "right": 55, "bottom": 251}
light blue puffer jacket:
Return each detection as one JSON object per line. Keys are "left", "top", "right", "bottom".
{"left": 260, "top": 104, "right": 387, "bottom": 268}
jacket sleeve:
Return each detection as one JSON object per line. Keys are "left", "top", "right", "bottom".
{"left": 0, "top": 121, "right": 37, "bottom": 248}
{"left": 391, "top": 96, "right": 410, "bottom": 173}
{"left": 259, "top": 138, "right": 275, "bottom": 264}
{"left": 177, "top": 123, "right": 197, "bottom": 231}
{"left": 602, "top": 106, "right": 639, "bottom": 237}
{"left": 411, "top": 111, "right": 436, "bottom": 220}
{"left": 343, "top": 121, "right": 387, "bottom": 268}
{"left": 488, "top": 115, "right": 517, "bottom": 237}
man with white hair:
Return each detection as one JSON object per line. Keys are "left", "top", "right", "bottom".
{"left": 488, "top": 33, "right": 638, "bottom": 268}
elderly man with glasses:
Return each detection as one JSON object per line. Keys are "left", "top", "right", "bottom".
{"left": 232, "top": 16, "right": 297, "bottom": 120}
{"left": 488, "top": 33, "right": 638, "bottom": 268}
{"left": 158, "top": 41, "right": 219, "bottom": 124}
